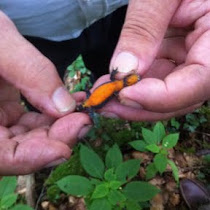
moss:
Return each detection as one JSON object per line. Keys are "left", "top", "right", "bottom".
{"left": 45, "top": 147, "right": 85, "bottom": 186}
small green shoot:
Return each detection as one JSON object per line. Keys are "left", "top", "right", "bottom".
{"left": 57, "top": 144, "right": 159, "bottom": 210}
{"left": 183, "top": 111, "right": 207, "bottom": 132}
{"left": 0, "top": 176, "right": 32, "bottom": 210}
{"left": 67, "top": 55, "right": 92, "bottom": 92}
{"left": 129, "top": 122, "right": 180, "bottom": 183}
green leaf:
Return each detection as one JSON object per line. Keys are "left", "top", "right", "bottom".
{"left": 154, "top": 154, "right": 168, "bottom": 174}
{"left": 0, "top": 176, "right": 17, "bottom": 198}
{"left": 67, "top": 65, "right": 73, "bottom": 71}
{"left": 90, "top": 198, "right": 112, "bottom": 210}
{"left": 104, "top": 168, "right": 117, "bottom": 182}
{"left": 129, "top": 140, "right": 147, "bottom": 152}
{"left": 90, "top": 178, "right": 102, "bottom": 186}
{"left": 153, "top": 122, "right": 166, "bottom": 143}
{"left": 80, "top": 145, "right": 105, "bottom": 179}
{"left": 170, "top": 118, "right": 180, "bottom": 129}
{"left": 57, "top": 175, "right": 93, "bottom": 196}
{"left": 107, "top": 189, "right": 126, "bottom": 205}
{"left": 162, "top": 133, "right": 179, "bottom": 149}
{"left": 168, "top": 160, "right": 179, "bottom": 183}
{"left": 203, "top": 154, "right": 210, "bottom": 163}
{"left": 105, "top": 144, "right": 123, "bottom": 169}
{"left": 160, "top": 148, "right": 168, "bottom": 155}
{"left": 142, "top": 128, "right": 156, "bottom": 144}
{"left": 91, "top": 183, "right": 109, "bottom": 199}
{"left": 69, "top": 70, "right": 76, "bottom": 77}
{"left": 0, "top": 194, "right": 17, "bottom": 209}
{"left": 146, "top": 163, "right": 158, "bottom": 180}
{"left": 109, "top": 181, "right": 122, "bottom": 190}
{"left": 126, "top": 200, "right": 142, "bottom": 210}
{"left": 10, "top": 204, "right": 33, "bottom": 210}
{"left": 145, "top": 144, "right": 160, "bottom": 153}
{"left": 79, "top": 67, "right": 86, "bottom": 74}
{"left": 123, "top": 181, "right": 160, "bottom": 202}
{"left": 116, "top": 159, "right": 141, "bottom": 182}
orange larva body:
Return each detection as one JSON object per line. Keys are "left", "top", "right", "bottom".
{"left": 83, "top": 80, "right": 124, "bottom": 108}
{"left": 79, "top": 73, "right": 140, "bottom": 110}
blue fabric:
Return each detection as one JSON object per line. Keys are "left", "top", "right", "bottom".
{"left": 0, "top": 0, "right": 128, "bottom": 41}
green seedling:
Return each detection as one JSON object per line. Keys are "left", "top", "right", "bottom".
{"left": 183, "top": 111, "right": 207, "bottom": 132}
{"left": 56, "top": 144, "right": 159, "bottom": 210}
{"left": 0, "top": 176, "right": 32, "bottom": 210}
{"left": 129, "top": 122, "right": 179, "bottom": 183}
{"left": 67, "top": 55, "right": 92, "bottom": 93}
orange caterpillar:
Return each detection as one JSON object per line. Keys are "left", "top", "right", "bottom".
{"left": 77, "top": 70, "right": 140, "bottom": 113}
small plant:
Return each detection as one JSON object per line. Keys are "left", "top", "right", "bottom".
{"left": 0, "top": 176, "right": 32, "bottom": 210}
{"left": 183, "top": 111, "right": 207, "bottom": 132}
{"left": 169, "top": 117, "right": 181, "bottom": 131}
{"left": 129, "top": 122, "right": 179, "bottom": 183}
{"left": 67, "top": 55, "right": 92, "bottom": 92}
{"left": 56, "top": 144, "right": 159, "bottom": 210}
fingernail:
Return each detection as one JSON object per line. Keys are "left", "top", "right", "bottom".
{"left": 45, "top": 158, "right": 67, "bottom": 168}
{"left": 100, "top": 112, "right": 119, "bottom": 119}
{"left": 78, "top": 125, "right": 92, "bottom": 139}
{"left": 112, "top": 52, "right": 139, "bottom": 73}
{"left": 120, "top": 98, "right": 142, "bottom": 109}
{"left": 52, "top": 87, "right": 76, "bottom": 113}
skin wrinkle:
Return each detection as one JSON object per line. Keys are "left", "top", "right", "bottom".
{"left": 9, "top": 125, "right": 29, "bottom": 136}
{"left": 0, "top": 126, "right": 12, "bottom": 139}
{"left": 17, "top": 112, "right": 54, "bottom": 129}
{"left": 123, "top": 15, "right": 160, "bottom": 45}
{"left": 171, "top": 0, "right": 210, "bottom": 26}
{"left": 163, "top": 67, "right": 198, "bottom": 109}
{"left": 49, "top": 113, "right": 91, "bottom": 145}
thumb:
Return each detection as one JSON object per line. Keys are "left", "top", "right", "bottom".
{"left": 110, "top": 0, "right": 181, "bottom": 75}
{"left": 0, "top": 12, "right": 75, "bottom": 117}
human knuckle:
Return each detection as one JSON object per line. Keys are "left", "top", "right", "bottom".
{"left": 27, "top": 58, "right": 54, "bottom": 85}
{"left": 122, "top": 14, "right": 159, "bottom": 44}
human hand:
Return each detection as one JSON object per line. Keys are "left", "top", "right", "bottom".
{"left": 0, "top": 11, "right": 75, "bottom": 117}
{"left": 103, "top": 0, "right": 210, "bottom": 121}
{"left": 0, "top": 79, "right": 91, "bottom": 175}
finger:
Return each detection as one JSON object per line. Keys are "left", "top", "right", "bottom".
{"left": 0, "top": 12, "right": 75, "bottom": 117}
{"left": 0, "top": 137, "right": 71, "bottom": 175}
{"left": 143, "top": 59, "right": 176, "bottom": 80}
{"left": 100, "top": 99, "right": 202, "bottom": 121}
{"left": 49, "top": 113, "right": 92, "bottom": 147}
{"left": 0, "top": 78, "right": 20, "bottom": 101}
{"left": 119, "top": 64, "right": 210, "bottom": 113}
{"left": 110, "top": 0, "right": 180, "bottom": 77}
{"left": 0, "top": 126, "right": 12, "bottom": 139}
{"left": 0, "top": 102, "right": 24, "bottom": 126}
{"left": 17, "top": 112, "right": 55, "bottom": 129}
{"left": 171, "top": 0, "right": 210, "bottom": 27}
{"left": 157, "top": 37, "right": 187, "bottom": 64}
{"left": 9, "top": 125, "right": 29, "bottom": 136}
{"left": 72, "top": 92, "right": 87, "bottom": 104}
{"left": 165, "top": 27, "right": 190, "bottom": 38}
